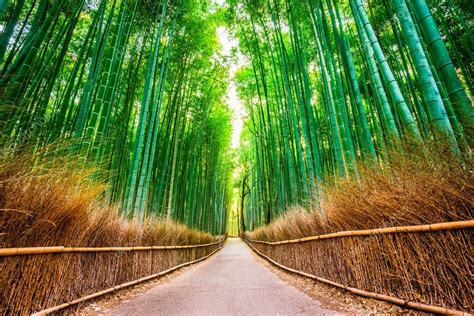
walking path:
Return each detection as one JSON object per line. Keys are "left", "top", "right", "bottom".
{"left": 109, "top": 238, "right": 339, "bottom": 315}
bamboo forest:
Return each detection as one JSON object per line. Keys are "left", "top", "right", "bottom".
{"left": 0, "top": 0, "right": 472, "bottom": 315}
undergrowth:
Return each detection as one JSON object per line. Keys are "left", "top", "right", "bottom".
{"left": 248, "top": 141, "right": 473, "bottom": 241}
{"left": 0, "top": 153, "right": 215, "bottom": 248}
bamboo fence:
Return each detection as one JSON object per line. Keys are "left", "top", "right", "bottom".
{"left": 31, "top": 246, "right": 223, "bottom": 315}
{"left": 1, "top": 238, "right": 226, "bottom": 315}
{"left": 244, "top": 220, "right": 473, "bottom": 315}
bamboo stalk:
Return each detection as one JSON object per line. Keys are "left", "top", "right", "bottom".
{"left": 0, "top": 238, "right": 225, "bottom": 257}
{"left": 244, "top": 220, "right": 473, "bottom": 245}
{"left": 31, "top": 245, "right": 224, "bottom": 315}
{"left": 245, "top": 240, "right": 470, "bottom": 315}
{"left": 0, "top": 246, "right": 66, "bottom": 256}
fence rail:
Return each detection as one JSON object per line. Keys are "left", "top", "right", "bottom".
{"left": 244, "top": 219, "right": 474, "bottom": 245}
{"left": 0, "top": 239, "right": 224, "bottom": 256}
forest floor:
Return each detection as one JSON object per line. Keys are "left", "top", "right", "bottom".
{"left": 77, "top": 238, "right": 418, "bottom": 315}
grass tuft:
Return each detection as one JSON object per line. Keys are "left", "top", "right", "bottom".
{"left": 249, "top": 142, "right": 473, "bottom": 241}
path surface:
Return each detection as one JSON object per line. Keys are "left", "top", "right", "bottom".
{"left": 109, "top": 238, "right": 339, "bottom": 315}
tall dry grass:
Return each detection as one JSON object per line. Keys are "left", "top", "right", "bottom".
{"left": 246, "top": 143, "right": 473, "bottom": 312}
{"left": 0, "top": 155, "right": 221, "bottom": 315}
{"left": 249, "top": 143, "right": 473, "bottom": 241}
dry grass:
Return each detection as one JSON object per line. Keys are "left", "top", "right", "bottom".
{"left": 246, "top": 143, "right": 473, "bottom": 312}
{"left": 0, "top": 155, "right": 220, "bottom": 315}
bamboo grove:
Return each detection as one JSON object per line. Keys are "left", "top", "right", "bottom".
{"left": 0, "top": 0, "right": 472, "bottom": 235}
{"left": 0, "top": 0, "right": 233, "bottom": 234}
{"left": 229, "top": 0, "right": 473, "bottom": 230}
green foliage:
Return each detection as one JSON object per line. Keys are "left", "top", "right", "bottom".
{"left": 229, "top": 0, "right": 473, "bottom": 230}
{"left": 0, "top": 0, "right": 233, "bottom": 235}
{"left": 0, "top": 0, "right": 472, "bottom": 234}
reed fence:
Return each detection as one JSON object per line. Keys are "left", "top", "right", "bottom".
{"left": 244, "top": 220, "right": 473, "bottom": 315}
{"left": 0, "top": 238, "right": 225, "bottom": 315}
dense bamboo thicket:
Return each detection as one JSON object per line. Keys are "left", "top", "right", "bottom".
{"left": 0, "top": 157, "right": 223, "bottom": 314}
{"left": 232, "top": 0, "right": 473, "bottom": 311}
{"left": 228, "top": 0, "right": 473, "bottom": 228}
{"left": 0, "top": 0, "right": 232, "bottom": 233}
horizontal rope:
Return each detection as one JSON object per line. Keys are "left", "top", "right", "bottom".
{"left": 31, "top": 245, "right": 224, "bottom": 315}
{"left": 244, "top": 240, "right": 470, "bottom": 315}
{"left": 0, "top": 238, "right": 225, "bottom": 257}
{"left": 244, "top": 220, "right": 473, "bottom": 245}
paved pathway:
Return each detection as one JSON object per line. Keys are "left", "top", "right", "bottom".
{"left": 109, "top": 238, "right": 339, "bottom": 315}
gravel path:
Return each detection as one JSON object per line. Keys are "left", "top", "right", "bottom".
{"left": 108, "top": 238, "right": 341, "bottom": 315}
